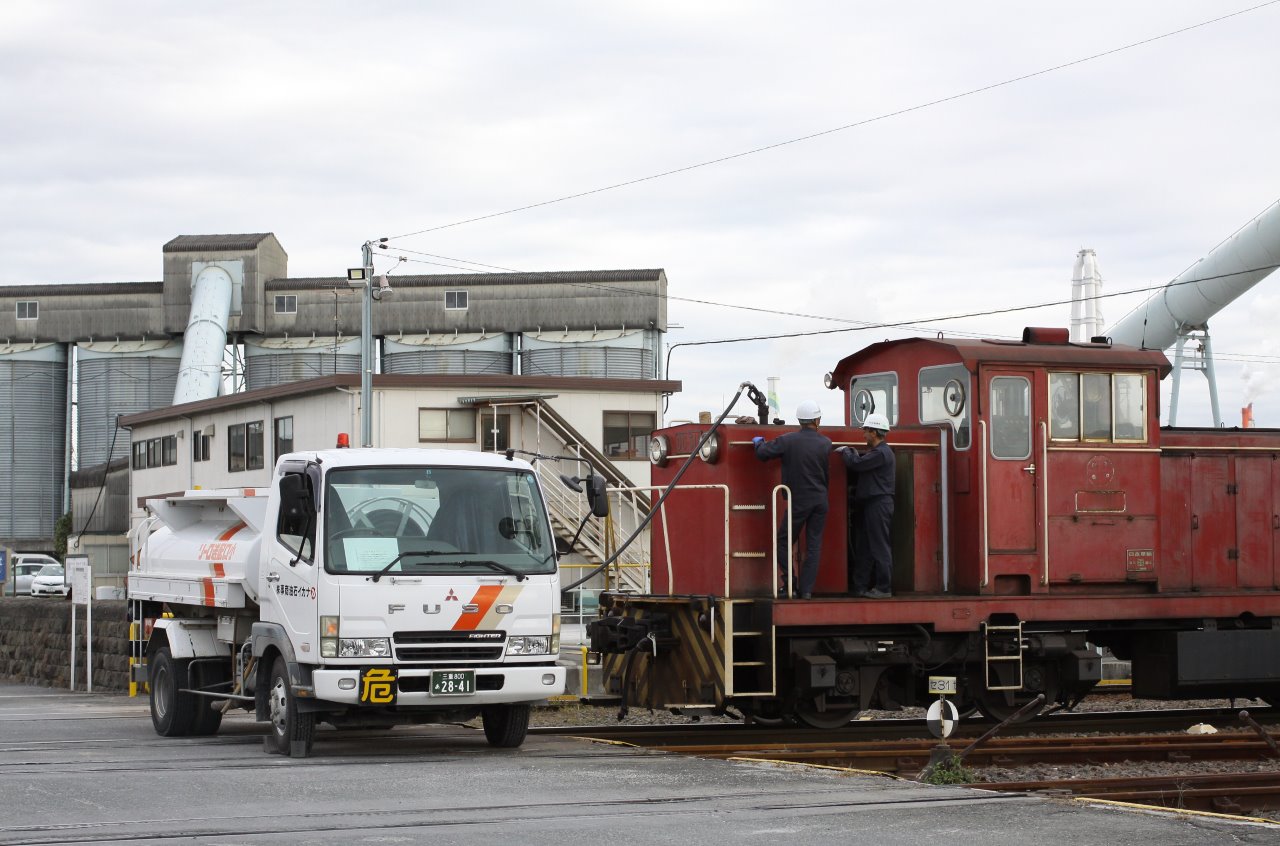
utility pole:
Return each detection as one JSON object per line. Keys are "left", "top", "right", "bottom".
{"left": 349, "top": 239, "right": 391, "bottom": 448}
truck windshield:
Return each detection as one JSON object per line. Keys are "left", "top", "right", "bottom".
{"left": 322, "top": 466, "right": 556, "bottom": 577}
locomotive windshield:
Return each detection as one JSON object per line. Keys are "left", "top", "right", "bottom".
{"left": 321, "top": 466, "right": 556, "bottom": 577}
{"left": 919, "top": 364, "right": 971, "bottom": 449}
{"left": 849, "top": 372, "right": 898, "bottom": 427}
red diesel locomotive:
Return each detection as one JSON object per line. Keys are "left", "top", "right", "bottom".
{"left": 587, "top": 327, "right": 1280, "bottom": 726}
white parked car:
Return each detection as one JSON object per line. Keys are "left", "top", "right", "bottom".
{"left": 8, "top": 554, "right": 60, "bottom": 596}
{"left": 30, "top": 564, "right": 70, "bottom": 598}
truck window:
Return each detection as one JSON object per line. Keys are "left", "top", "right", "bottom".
{"left": 277, "top": 474, "right": 315, "bottom": 561}
{"left": 323, "top": 467, "right": 555, "bottom": 577}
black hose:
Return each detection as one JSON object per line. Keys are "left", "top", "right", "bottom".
{"left": 560, "top": 381, "right": 756, "bottom": 594}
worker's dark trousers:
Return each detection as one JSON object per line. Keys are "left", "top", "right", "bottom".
{"left": 853, "top": 496, "right": 894, "bottom": 594}
{"left": 776, "top": 501, "right": 828, "bottom": 596}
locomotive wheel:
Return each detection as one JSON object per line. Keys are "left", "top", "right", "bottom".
{"left": 971, "top": 688, "right": 1045, "bottom": 723}
{"left": 794, "top": 696, "right": 859, "bottom": 729}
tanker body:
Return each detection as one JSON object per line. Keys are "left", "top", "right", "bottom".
{"left": 129, "top": 447, "right": 566, "bottom": 756}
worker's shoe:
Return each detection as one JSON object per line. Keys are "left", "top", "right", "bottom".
{"left": 800, "top": 593, "right": 812, "bottom": 600}
{"left": 864, "top": 589, "right": 892, "bottom": 599}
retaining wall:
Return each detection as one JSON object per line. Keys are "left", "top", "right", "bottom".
{"left": 0, "top": 598, "right": 131, "bottom": 691}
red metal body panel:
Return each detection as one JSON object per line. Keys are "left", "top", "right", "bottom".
{"left": 646, "top": 334, "right": 1280, "bottom": 628}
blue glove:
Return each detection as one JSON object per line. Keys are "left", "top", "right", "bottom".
{"left": 752, "top": 436, "right": 764, "bottom": 446}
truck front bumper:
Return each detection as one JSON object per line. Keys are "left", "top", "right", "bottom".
{"left": 312, "top": 665, "right": 566, "bottom": 708}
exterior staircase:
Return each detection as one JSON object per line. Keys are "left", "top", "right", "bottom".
{"left": 465, "top": 396, "right": 652, "bottom": 599}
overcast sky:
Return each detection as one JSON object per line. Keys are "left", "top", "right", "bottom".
{"left": 3, "top": 1, "right": 1279, "bottom": 428}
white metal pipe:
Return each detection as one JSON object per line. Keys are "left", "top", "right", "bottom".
{"left": 173, "top": 265, "right": 234, "bottom": 405}
{"left": 1108, "top": 199, "right": 1280, "bottom": 350}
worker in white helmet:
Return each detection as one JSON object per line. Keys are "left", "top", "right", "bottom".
{"left": 752, "top": 400, "right": 832, "bottom": 599}
{"left": 838, "top": 411, "right": 895, "bottom": 598}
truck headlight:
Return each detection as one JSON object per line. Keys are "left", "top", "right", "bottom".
{"left": 507, "top": 636, "right": 552, "bottom": 655}
{"left": 337, "top": 638, "right": 391, "bottom": 658}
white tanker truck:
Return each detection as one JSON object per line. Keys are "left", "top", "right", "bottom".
{"left": 128, "top": 447, "right": 570, "bottom": 757}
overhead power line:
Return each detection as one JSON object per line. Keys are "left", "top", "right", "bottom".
{"left": 382, "top": 1, "right": 1278, "bottom": 242}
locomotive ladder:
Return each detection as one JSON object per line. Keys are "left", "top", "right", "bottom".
{"left": 721, "top": 599, "right": 776, "bottom": 697}
{"left": 981, "top": 620, "right": 1026, "bottom": 691}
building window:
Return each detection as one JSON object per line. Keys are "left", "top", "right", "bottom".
{"left": 16, "top": 301, "right": 37, "bottom": 320}
{"left": 147, "top": 438, "right": 161, "bottom": 468}
{"left": 193, "top": 431, "right": 211, "bottom": 462}
{"left": 445, "top": 290, "right": 469, "bottom": 310}
{"left": 274, "top": 416, "right": 294, "bottom": 462}
{"left": 480, "top": 412, "right": 512, "bottom": 452}
{"left": 247, "top": 421, "right": 265, "bottom": 470}
{"left": 228, "top": 423, "right": 247, "bottom": 472}
{"left": 162, "top": 435, "right": 177, "bottom": 466}
{"left": 132, "top": 442, "right": 147, "bottom": 470}
{"left": 274, "top": 294, "right": 298, "bottom": 314}
{"left": 418, "top": 408, "right": 478, "bottom": 442}
{"left": 603, "top": 411, "right": 656, "bottom": 459}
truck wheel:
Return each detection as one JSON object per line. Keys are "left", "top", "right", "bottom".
{"left": 189, "top": 662, "right": 228, "bottom": 736}
{"left": 267, "top": 656, "right": 314, "bottom": 757}
{"left": 481, "top": 703, "right": 530, "bottom": 748}
{"left": 149, "top": 648, "right": 196, "bottom": 737}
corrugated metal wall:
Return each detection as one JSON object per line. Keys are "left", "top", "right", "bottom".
{"left": 0, "top": 344, "right": 67, "bottom": 544}
{"left": 77, "top": 342, "right": 181, "bottom": 466}
{"left": 243, "top": 336, "right": 360, "bottom": 391}
{"left": 383, "top": 333, "right": 513, "bottom": 376}
{"left": 520, "top": 329, "right": 660, "bottom": 379}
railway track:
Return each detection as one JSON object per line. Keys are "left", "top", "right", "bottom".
{"left": 531, "top": 704, "right": 1280, "bottom": 747}
{"left": 537, "top": 706, "right": 1280, "bottom": 818}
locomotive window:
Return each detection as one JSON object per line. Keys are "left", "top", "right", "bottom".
{"left": 919, "top": 364, "right": 971, "bottom": 449}
{"left": 1081, "top": 373, "right": 1111, "bottom": 441}
{"left": 1050, "top": 373, "right": 1080, "bottom": 440}
{"left": 1113, "top": 373, "right": 1146, "bottom": 441}
{"left": 848, "top": 372, "right": 898, "bottom": 427}
{"left": 989, "top": 376, "right": 1031, "bottom": 460}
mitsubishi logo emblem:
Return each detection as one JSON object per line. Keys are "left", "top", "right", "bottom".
{"left": 445, "top": 589, "right": 460, "bottom": 601}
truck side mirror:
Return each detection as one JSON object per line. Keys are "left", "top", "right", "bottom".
{"left": 279, "top": 473, "right": 315, "bottom": 519}
{"left": 585, "top": 474, "right": 610, "bottom": 518}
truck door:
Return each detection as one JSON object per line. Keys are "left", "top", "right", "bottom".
{"left": 982, "top": 370, "right": 1040, "bottom": 587}
{"left": 262, "top": 480, "right": 319, "bottom": 657}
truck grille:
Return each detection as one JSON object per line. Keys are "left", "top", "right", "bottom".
{"left": 393, "top": 630, "right": 505, "bottom": 663}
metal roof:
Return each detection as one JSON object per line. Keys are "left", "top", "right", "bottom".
{"left": 268, "top": 269, "right": 665, "bottom": 291}
{"left": 830, "top": 334, "right": 1172, "bottom": 386}
{"left": 163, "top": 234, "right": 275, "bottom": 252}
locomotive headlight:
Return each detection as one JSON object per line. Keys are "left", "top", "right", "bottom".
{"left": 507, "top": 636, "right": 552, "bottom": 655}
{"left": 337, "top": 638, "right": 391, "bottom": 658}
{"left": 648, "top": 434, "right": 670, "bottom": 467}
{"left": 824, "top": 372, "right": 834, "bottom": 389}
{"left": 698, "top": 431, "right": 721, "bottom": 464}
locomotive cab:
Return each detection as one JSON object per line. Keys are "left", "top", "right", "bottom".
{"left": 828, "top": 326, "right": 1169, "bottom": 598}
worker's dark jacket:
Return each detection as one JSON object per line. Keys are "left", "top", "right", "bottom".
{"left": 754, "top": 428, "right": 833, "bottom": 508}
{"left": 841, "top": 441, "right": 895, "bottom": 501}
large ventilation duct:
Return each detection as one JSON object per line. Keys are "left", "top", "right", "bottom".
{"left": 1107, "top": 199, "right": 1280, "bottom": 350}
{"left": 173, "top": 262, "right": 237, "bottom": 405}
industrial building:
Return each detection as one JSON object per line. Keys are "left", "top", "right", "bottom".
{"left": 0, "top": 233, "right": 675, "bottom": 597}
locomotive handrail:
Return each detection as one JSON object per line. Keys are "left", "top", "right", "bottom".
{"left": 980, "top": 419, "right": 989, "bottom": 588}
{"left": 770, "top": 485, "right": 793, "bottom": 599}
{"left": 1040, "top": 421, "right": 1049, "bottom": 586}
{"left": 939, "top": 428, "right": 949, "bottom": 592}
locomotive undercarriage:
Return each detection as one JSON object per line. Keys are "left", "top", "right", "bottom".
{"left": 588, "top": 595, "right": 1104, "bottom": 727}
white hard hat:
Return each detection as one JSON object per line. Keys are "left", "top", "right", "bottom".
{"left": 863, "top": 412, "right": 891, "bottom": 433}
{"left": 796, "top": 400, "right": 822, "bottom": 421}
